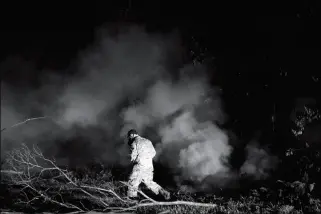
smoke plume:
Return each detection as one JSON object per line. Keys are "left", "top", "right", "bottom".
{"left": 1, "top": 25, "right": 277, "bottom": 190}
{"left": 240, "top": 142, "right": 278, "bottom": 180}
{"left": 121, "top": 73, "right": 232, "bottom": 185}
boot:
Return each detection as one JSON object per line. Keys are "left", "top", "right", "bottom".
{"left": 159, "top": 189, "right": 171, "bottom": 200}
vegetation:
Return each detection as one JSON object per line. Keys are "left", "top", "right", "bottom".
{"left": 1, "top": 142, "right": 320, "bottom": 214}
{"left": 1, "top": 105, "right": 320, "bottom": 213}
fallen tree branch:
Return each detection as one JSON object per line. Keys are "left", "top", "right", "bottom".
{"left": 3, "top": 144, "right": 218, "bottom": 213}
{"left": 1, "top": 170, "right": 23, "bottom": 174}
{"left": 2, "top": 144, "right": 135, "bottom": 211}
{"left": 117, "top": 181, "right": 217, "bottom": 212}
{"left": 81, "top": 184, "right": 128, "bottom": 204}
{"left": 1, "top": 116, "right": 52, "bottom": 132}
{"left": 114, "top": 200, "right": 217, "bottom": 213}
{"left": 157, "top": 210, "right": 170, "bottom": 214}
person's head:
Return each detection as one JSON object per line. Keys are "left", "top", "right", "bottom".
{"left": 127, "top": 129, "right": 138, "bottom": 140}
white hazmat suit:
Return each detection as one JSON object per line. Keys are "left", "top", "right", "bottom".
{"left": 127, "top": 134, "right": 170, "bottom": 199}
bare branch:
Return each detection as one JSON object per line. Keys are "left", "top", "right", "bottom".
{"left": 115, "top": 200, "right": 217, "bottom": 212}
{"left": 158, "top": 210, "right": 171, "bottom": 214}
{"left": 116, "top": 181, "right": 217, "bottom": 212}
{"left": 3, "top": 143, "right": 218, "bottom": 213}
{"left": 1, "top": 116, "right": 51, "bottom": 132}
{"left": 1, "top": 170, "right": 23, "bottom": 175}
{"left": 81, "top": 184, "right": 128, "bottom": 204}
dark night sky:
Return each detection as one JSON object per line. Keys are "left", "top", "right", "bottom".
{"left": 1, "top": 2, "right": 320, "bottom": 70}
{"left": 1, "top": 1, "right": 320, "bottom": 138}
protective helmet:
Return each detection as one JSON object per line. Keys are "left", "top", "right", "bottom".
{"left": 127, "top": 129, "right": 138, "bottom": 138}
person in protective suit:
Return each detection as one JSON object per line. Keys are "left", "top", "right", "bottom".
{"left": 127, "top": 129, "right": 170, "bottom": 200}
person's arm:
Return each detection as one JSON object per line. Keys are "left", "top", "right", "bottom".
{"left": 130, "top": 140, "right": 138, "bottom": 162}
{"left": 147, "top": 139, "right": 156, "bottom": 158}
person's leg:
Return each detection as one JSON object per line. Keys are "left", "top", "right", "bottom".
{"left": 142, "top": 168, "right": 170, "bottom": 199}
{"left": 127, "top": 165, "right": 142, "bottom": 198}
{"left": 142, "top": 168, "right": 162, "bottom": 194}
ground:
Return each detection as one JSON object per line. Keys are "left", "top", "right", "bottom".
{"left": 0, "top": 144, "right": 320, "bottom": 214}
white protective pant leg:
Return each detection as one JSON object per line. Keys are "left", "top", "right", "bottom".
{"left": 127, "top": 164, "right": 162, "bottom": 197}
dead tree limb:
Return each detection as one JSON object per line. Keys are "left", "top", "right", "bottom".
{"left": 1, "top": 170, "right": 23, "bottom": 174}
{"left": 118, "top": 181, "right": 217, "bottom": 212}
{"left": 3, "top": 144, "right": 218, "bottom": 213}
{"left": 2, "top": 144, "right": 119, "bottom": 211}
{"left": 1, "top": 116, "right": 51, "bottom": 132}
{"left": 112, "top": 200, "right": 217, "bottom": 213}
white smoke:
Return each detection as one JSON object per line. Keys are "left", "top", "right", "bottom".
{"left": 1, "top": 24, "right": 277, "bottom": 189}
{"left": 0, "top": 26, "right": 183, "bottom": 167}
{"left": 121, "top": 62, "right": 232, "bottom": 185}
{"left": 121, "top": 76, "right": 207, "bottom": 132}
{"left": 177, "top": 118, "right": 230, "bottom": 181}
{"left": 240, "top": 142, "right": 278, "bottom": 180}
{"left": 56, "top": 26, "right": 168, "bottom": 128}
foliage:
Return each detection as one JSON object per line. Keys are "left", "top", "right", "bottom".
{"left": 291, "top": 105, "right": 321, "bottom": 138}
